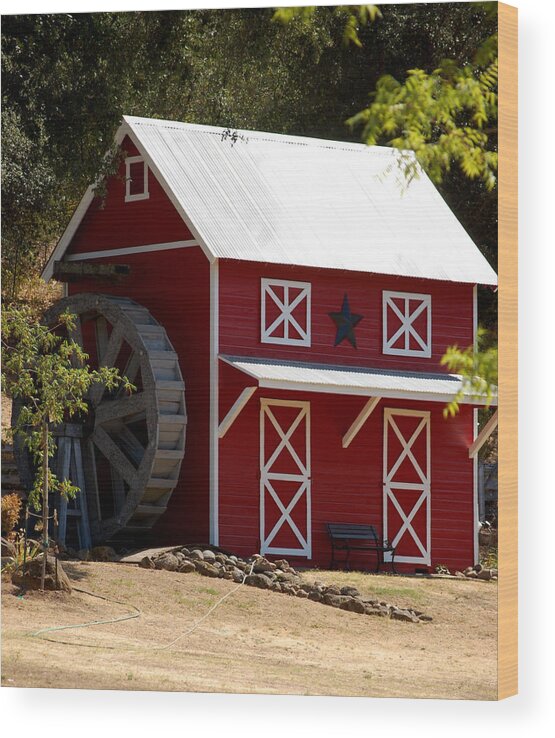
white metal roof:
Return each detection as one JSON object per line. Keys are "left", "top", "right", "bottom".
{"left": 220, "top": 355, "right": 497, "bottom": 405}
{"left": 44, "top": 115, "right": 497, "bottom": 285}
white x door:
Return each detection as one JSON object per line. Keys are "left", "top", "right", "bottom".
{"left": 383, "top": 409, "right": 431, "bottom": 565}
{"left": 260, "top": 399, "right": 311, "bottom": 558}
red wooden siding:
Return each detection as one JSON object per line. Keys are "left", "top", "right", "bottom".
{"left": 68, "top": 245, "right": 211, "bottom": 543}
{"left": 67, "top": 136, "right": 193, "bottom": 257}
{"left": 58, "top": 146, "right": 477, "bottom": 567}
{"left": 219, "top": 363, "right": 475, "bottom": 572}
{"left": 219, "top": 260, "right": 474, "bottom": 373}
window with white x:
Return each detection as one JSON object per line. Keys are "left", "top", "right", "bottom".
{"left": 261, "top": 278, "right": 311, "bottom": 346}
{"left": 383, "top": 409, "right": 431, "bottom": 566}
{"left": 260, "top": 399, "right": 311, "bottom": 558}
{"left": 383, "top": 291, "right": 432, "bottom": 358}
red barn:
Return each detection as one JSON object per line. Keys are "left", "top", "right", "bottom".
{"left": 41, "top": 116, "right": 497, "bottom": 573}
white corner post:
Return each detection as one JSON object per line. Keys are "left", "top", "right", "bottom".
{"left": 473, "top": 283, "right": 479, "bottom": 565}
{"left": 342, "top": 397, "right": 381, "bottom": 448}
{"left": 209, "top": 260, "right": 219, "bottom": 546}
{"left": 473, "top": 408, "right": 480, "bottom": 565}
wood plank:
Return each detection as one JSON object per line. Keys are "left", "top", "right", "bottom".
{"left": 110, "top": 466, "right": 126, "bottom": 517}
{"left": 342, "top": 397, "right": 381, "bottom": 448}
{"left": 54, "top": 261, "right": 130, "bottom": 280}
{"left": 498, "top": 1, "right": 518, "bottom": 701}
{"left": 89, "top": 325, "right": 124, "bottom": 405}
{"left": 218, "top": 386, "right": 257, "bottom": 438}
{"left": 72, "top": 438, "right": 92, "bottom": 549}
{"left": 154, "top": 449, "right": 184, "bottom": 460}
{"left": 56, "top": 437, "right": 72, "bottom": 545}
{"left": 82, "top": 438, "right": 101, "bottom": 525}
{"left": 92, "top": 426, "right": 138, "bottom": 487}
{"left": 468, "top": 410, "right": 499, "bottom": 458}
{"left": 95, "top": 393, "right": 148, "bottom": 425}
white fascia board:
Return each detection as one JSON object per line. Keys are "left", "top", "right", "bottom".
{"left": 64, "top": 240, "right": 199, "bottom": 262}
{"left": 42, "top": 119, "right": 216, "bottom": 282}
{"left": 41, "top": 186, "right": 96, "bottom": 281}
{"left": 121, "top": 118, "right": 216, "bottom": 265}
{"left": 256, "top": 378, "right": 496, "bottom": 405}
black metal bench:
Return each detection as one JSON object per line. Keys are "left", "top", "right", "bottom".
{"left": 327, "top": 523, "right": 397, "bottom": 573}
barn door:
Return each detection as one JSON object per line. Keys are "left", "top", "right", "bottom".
{"left": 383, "top": 409, "right": 431, "bottom": 566}
{"left": 260, "top": 399, "right": 311, "bottom": 558}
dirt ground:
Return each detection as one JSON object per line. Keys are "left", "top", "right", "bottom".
{"left": 1, "top": 561, "right": 497, "bottom": 699}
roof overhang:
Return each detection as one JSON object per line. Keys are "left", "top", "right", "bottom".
{"left": 220, "top": 355, "right": 497, "bottom": 406}
{"left": 42, "top": 115, "right": 498, "bottom": 286}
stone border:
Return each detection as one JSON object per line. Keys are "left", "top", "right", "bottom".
{"left": 140, "top": 549, "right": 433, "bottom": 624}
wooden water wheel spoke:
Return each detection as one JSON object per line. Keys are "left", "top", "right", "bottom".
{"left": 13, "top": 294, "right": 187, "bottom": 545}
{"left": 95, "top": 392, "right": 148, "bottom": 425}
{"left": 89, "top": 324, "right": 125, "bottom": 406}
{"left": 68, "top": 316, "right": 85, "bottom": 368}
{"left": 95, "top": 316, "right": 109, "bottom": 361}
{"left": 117, "top": 426, "right": 146, "bottom": 466}
{"left": 82, "top": 437, "right": 101, "bottom": 525}
{"left": 92, "top": 426, "right": 139, "bottom": 487}
{"left": 121, "top": 352, "right": 141, "bottom": 388}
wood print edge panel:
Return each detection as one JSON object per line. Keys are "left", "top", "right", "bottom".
{"left": 498, "top": 0, "right": 518, "bottom": 701}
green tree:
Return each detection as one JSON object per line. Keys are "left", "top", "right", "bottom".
{"left": 1, "top": 10, "right": 344, "bottom": 294}
{"left": 274, "top": 3, "right": 498, "bottom": 191}
{"left": 440, "top": 329, "right": 498, "bottom": 418}
{"left": 1, "top": 304, "right": 133, "bottom": 588}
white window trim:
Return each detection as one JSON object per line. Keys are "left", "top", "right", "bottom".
{"left": 125, "top": 156, "right": 149, "bottom": 202}
{"left": 261, "top": 278, "right": 311, "bottom": 347}
{"left": 382, "top": 290, "right": 432, "bottom": 358}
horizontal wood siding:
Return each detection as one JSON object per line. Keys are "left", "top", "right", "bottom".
{"left": 218, "top": 375, "right": 475, "bottom": 572}
{"left": 219, "top": 260, "right": 474, "bottom": 374}
{"left": 67, "top": 136, "right": 193, "bottom": 256}
{"left": 67, "top": 246, "right": 210, "bottom": 543}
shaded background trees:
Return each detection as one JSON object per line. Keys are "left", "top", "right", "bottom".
{"left": 1, "top": 3, "right": 497, "bottom": 331}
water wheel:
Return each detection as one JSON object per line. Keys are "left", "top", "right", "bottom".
{"left": 13, "top": 294, "right": 187, "bottom": 546}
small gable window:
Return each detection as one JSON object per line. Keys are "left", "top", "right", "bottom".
{"left": 125, "top": 156, "right": 149, "bottom": 202}
{"left": 382, "top": 290, "right": 432, "bottom": 358}
{"left": 261, "top": 278, "right": 311, "bottom": 346}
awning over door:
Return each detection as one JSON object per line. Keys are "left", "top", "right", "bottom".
{"left": 220, "top": 355, "right": 497, "bottom": 406}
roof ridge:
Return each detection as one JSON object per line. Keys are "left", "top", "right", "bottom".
{"left": 123, "top": 115, "right": 407, "bottom": 157}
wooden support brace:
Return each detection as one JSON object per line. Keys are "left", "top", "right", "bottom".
{"left": 218, "top": 386, "right": 257, "bottom": 439}
{"left": 342, "top": 396, "right": 381, "bottom": 448}
{"left": 53, "top": 260, "right": 130, "bottom": 281}
{"left": 469, "top": 409, "right": 499, "bottom": 458}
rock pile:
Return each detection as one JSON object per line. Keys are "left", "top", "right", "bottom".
{"left": 455, "top": 564, "right": 498, "bottom": 581}
{"left": 140, "top": 548, "right": 432, "bottom": 624}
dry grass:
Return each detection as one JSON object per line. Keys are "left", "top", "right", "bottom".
{"left": 1, "top": 561, "right": 497, "bottom": 699}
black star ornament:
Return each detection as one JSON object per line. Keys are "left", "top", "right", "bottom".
{"left": 328, "top": 294, "right": 363, "bottom": 348}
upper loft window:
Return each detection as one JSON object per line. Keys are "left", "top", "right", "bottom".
{"left": 382, "top": 290, "right": 432, "bottom": 358}
{"left": 125, "top": 156, "right": 149, "bottom": 202}
{"left": 261, "top": 278, "right": 311, "bottom": 346}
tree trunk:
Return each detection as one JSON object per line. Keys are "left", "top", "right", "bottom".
{"left": 40, "top": 420, "right": 49, "bottom": 591}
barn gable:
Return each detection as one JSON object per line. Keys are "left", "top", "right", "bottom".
{"left": 43, "top": 116, "right": 497, "bottom": 285}
{"left": 56, "top": 136, "right": 196, "bottom": 268}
